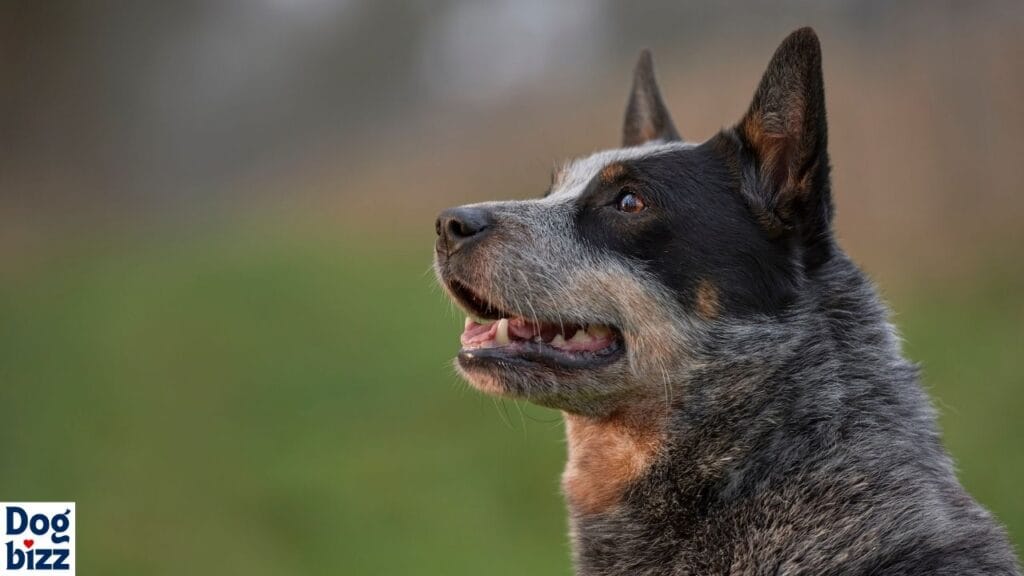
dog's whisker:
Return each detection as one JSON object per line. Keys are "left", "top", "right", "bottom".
{"left": 512, "top": 399, "right": 528, "bottom": 438}
{"left": 491, "top": 397, "right": 515, "bottom": 431}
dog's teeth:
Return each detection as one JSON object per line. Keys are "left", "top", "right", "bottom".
{"left": 587, "top": 325, "right": 611, "bottom": 339}
{"left": 569, "top": 328, "right": 592, "bottom": 344}
{"left": 464, "top": 317, "right": 473, "bottom": 329}
{"left": 551, "top": 334, "right": 567, "bottom": 348}
{"left": 495, "top": 318, "right": 510, "bottom": 345}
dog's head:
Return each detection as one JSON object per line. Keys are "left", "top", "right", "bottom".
{"left": 434, "top": 28, "right": 833, "bottom": 417}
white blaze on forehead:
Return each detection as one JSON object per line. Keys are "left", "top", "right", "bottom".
{"left": 546, "top": 141, "right": 698, "bottom": 202}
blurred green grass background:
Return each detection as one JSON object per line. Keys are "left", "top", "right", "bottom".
{"left": 3, "top": 3, "right": 1023, "bottom": 573}
{"left": 1, "top": 223, "right": 1020, "bottom": 575}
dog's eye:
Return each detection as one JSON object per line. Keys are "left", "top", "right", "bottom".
{"left": 616, "top": 190, "right": 646, "bottom": 213}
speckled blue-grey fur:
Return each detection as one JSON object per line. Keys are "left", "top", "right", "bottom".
{"left": 571, "top": 254, "right": 1019, "bottom": 575}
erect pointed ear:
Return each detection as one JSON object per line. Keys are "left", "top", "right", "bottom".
{"left": 622, "top": 50, "right": 680, "bottom": 147}
{"left": 737, "top": 28, "right": 834, "bottom": 265}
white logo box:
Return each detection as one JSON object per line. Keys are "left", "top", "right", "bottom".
{"left": 1, "top": 502, "right": 75, "bottom": 575}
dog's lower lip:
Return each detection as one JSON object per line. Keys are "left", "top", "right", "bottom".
{"left": 458, "top": 338, "right": 624, "bottom": 371}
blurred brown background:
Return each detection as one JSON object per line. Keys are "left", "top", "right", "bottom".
{"left": 1, "top": 2, "right": 1022, "bottom": 574}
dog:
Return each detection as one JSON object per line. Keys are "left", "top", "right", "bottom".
{"left": 433, "top": 28, "right": 1020, "bottom": 575}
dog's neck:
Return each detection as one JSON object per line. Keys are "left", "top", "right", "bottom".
{"left": 561, "top": 366, "right": 783, "bottom": 572}
{"left": 560, "top": 257, "right": 931, "bottom": 575}
{"left": 561, "top": 399, "right": 669, "bottom": 517}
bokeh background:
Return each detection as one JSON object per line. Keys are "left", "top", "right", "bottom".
{"left": 2, "top": 1, "right": 1022, "bottom": 574}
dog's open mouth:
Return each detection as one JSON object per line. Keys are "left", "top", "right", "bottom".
{"left": 448, "top": 279, "right": 624, "bottom": 369}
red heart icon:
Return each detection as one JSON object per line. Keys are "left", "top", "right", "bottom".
{"left": 23, "top": 539, "right": 33, "bottom": 549}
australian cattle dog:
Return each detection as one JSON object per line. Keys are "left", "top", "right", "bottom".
{"left": 433, "top": 28, "right": 1020, "bottom": 575}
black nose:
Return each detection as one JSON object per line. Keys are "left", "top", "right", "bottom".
{"left": 436, "top": 206, "right": 494, "bottom": 254}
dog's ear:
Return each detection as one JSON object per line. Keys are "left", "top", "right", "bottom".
{"left": 622, "top": 50, "right": 680, "bottom": 147}
{"left": 736, "top": 28, "right": 833, "bottom": 266}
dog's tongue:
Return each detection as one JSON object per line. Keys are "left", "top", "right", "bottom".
{"left": 508, "top": 318, "right": 561, "bottom": 341}
{"left": 459, "top": 318, "right": 541, "bottom": 347}
{"left": 461, "top": 318, "right": 497, "bottom": 346}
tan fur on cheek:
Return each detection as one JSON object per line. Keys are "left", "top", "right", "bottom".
{"left": 561, "top": 403, "right": 667, "bottom": 516}
{"left": 695, "top": 278, "right": 721, "bottom": 320}
{"left": 573, "top": 266, "right": 695, "bottom": 380}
